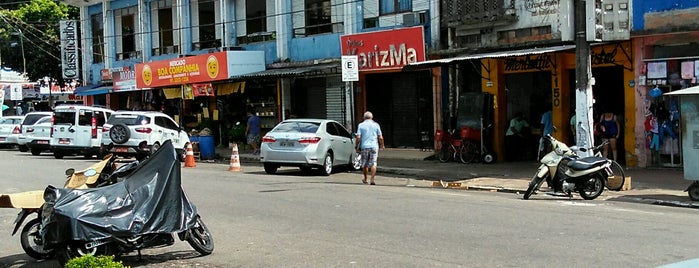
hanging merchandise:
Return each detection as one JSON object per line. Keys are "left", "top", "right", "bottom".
{"left": 650, "top": 86, "right": 663, "bottom": 98}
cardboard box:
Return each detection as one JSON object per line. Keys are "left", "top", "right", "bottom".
{"left": 608, "top": 175, "right": 631, "bottom": 191}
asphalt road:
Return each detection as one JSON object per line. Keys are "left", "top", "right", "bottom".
{"left": 0, "top": 149, "right": 698, "bottom": 267}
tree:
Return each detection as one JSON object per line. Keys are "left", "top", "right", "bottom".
{"left": 0, "top": 0, "right": 79, "bottom": 83}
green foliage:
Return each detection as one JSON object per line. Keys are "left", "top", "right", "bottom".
{"left": 64, "top": 254, "right": 129, "bottom": 268}
{"left": 0, "top": 0, "right": 79, "bottom": 81}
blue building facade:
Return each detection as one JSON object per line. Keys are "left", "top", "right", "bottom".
{"left": 65, "top": 0, "right": 439, "bottom": 148}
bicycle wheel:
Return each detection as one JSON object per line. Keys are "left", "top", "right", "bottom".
{"left": 605, "top": 161, "right": 626, "bottom": 191}
{"left": 459, "top": 141, "right": 479, "bottom": 164}
{"left": 437, "top": 143, "right": 451, "bottom": 163}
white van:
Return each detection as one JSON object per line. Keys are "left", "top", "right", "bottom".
{"left": 50, "top": 105, "right": 114, "bottom": 159}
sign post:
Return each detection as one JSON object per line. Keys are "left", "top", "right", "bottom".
{"left": 342, "top": 55, "right": 359, "bottom": 131}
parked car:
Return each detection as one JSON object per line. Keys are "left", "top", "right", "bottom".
{"left": 0, "top": 116, "right": 24, "bottom": 148}
{"left": 101, "top": 111, "right": 190, "bottom": 161}
{"left": 259, "top": 119, "right": 360, "bottom": 175}
{"left": 24, "top": 116, "right": 53, "bottom": 155}
{"left": 18, "top": 111, "right": 53, "bottom": 152}
{"left": 50, "top": 105, "right": 114, "bottom": 159}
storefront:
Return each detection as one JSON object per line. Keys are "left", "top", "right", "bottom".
{"left": 341, "top": 26, "right": 434, "bottom": 148}
{"left": 406, "top": 42, "right": 635, "bottom": 164}
{"left": 135, "top": 51, "right": 265, "bottom": 146}
{"left": 633, "top": 32, "right": 699, "bottom": 168}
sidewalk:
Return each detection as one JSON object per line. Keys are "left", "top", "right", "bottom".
{"left": 213, "top": 146, "right": 699, "bottom": 209}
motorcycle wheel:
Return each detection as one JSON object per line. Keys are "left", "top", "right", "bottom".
{"left": 523, "top": 174, "right": 546, "bottom": 200}
{"left": 57, "top": 241, "right": 109, "bottom": 266}
{"left": 20, "top": 218, "right": 54, "bottom": 260}
{"left": 186, "top": 215, "right": 214, "bottom": 255}
{"left": 579, "top": 174, "right": 605, "bottom": 200}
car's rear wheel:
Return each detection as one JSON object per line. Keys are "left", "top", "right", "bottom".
{"left": 30, "top": 148, "right": 41, "bottom": 156}
{"left": 320, "top": 152, "right": 333, "bottom": 176}
{"left": 53, "top": 150, "right": 64, "bottom": 159}
{"left": 264, "top": 163, "right": 278, "bottom": 174}
{"left": 151, "top": 142, "right": 161, "bottom": 155}
{"left": 18, "top": 144, "right": 28, "bottom": 152}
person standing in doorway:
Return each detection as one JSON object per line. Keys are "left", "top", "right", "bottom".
{"left": 505, "top": 112, "right": 529, "bottom": 161}
{"left": 245, "top": 109, "right": 262, "bottom": 155}
{"left": 538, "top": 105, "right": 557, "bottom": 161}
{"left": 599, "top": 110, "right": 620, "bottom": 161}
{"left": 355, "top": 111, "right": 384, "bottom": 185}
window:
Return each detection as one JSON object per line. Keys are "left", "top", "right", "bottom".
{"left": 91, "top": 14, "right": 104, "bottom": 63}
{"left": 54, "top": 111, "right": 76, "bottom": 125}
{"left": 78, "top": 111, "right": 93, "bottom": 126}
{"left": 363, "top": 17, "right": 378, "bottom": 28}
{"left": 114, "top": 6, "right": 138, "bottom": 60}
{"left": 380, "top": 0, "right": 411, "bottom": 15}
{"left": 198, "top": 0, "right": 219, "bottom": 49}
{"left": 151, "top": 0, "right": 177, "bottom": 55}
{"left": 305, "top": 0, "right": 331, "bottom": 35}
{"left": 246, "top": 0, "right": 266, "bottom": 34}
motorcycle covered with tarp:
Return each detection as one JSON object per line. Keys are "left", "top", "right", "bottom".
{"left": 40, "top": 140, "right": 214, "bottom": 265}
{"left": 0, "top": 153, "right": 123, "bottom": 260}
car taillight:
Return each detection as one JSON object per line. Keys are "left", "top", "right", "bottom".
{"left": 25, "top": 128, "right": 34, "bottom": 133}
{"left": 135, "top": 127, "right": 152, "bottom": 133}
{"left": 50, "top": 117, "right": 54, "bottom": 137}
{"left": 91, "top": 117, "right": 97, "bottom": 138}
{"left": 261, "top": 136, "right": 276, "bottom": 143}
{"left": 102, "top": 126, "right": 110, "bottom": 132}
{"left": 12, "top": 126, "right": 20, "bottom": 134}
{"left": 298, "top": 137, "right": 321, "bottom": 144}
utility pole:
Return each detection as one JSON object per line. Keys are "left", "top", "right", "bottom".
{"left": 575, "top": 0, "right": 594, "bottom": 157}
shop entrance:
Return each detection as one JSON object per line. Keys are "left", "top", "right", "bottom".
{"left": 505, "top": 71, "right": 552, "bottom": 161}
{"left": 365, "top": 71, "right": 433, "bottom": 148}
{"left": 567, "top": 66, "right": 626, "bottom": 164}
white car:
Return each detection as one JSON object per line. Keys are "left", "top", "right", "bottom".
{"left": 50, "top": 105, "right": 113, "bottom": 159}
{"left": 101, "top": 111, "right": 190, "bottom": 161}
{"left": 25, "top": 116, "right": 53, "bottom": 155}
{"left": 0, "top": 116, "right": 24, "bottom": 147}
{"left": 18, "top": 112, "right": 53, "bottom": 152}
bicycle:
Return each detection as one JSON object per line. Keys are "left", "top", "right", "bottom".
{"left": 435, "top": 129, "right": 473, "bottom": 164}
{"left": 575, "top": 139, "right": 626, "bottom": 191}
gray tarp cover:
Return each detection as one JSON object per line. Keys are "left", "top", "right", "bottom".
{"left": 41, "top": 141, "right": 197, "bottom": 244}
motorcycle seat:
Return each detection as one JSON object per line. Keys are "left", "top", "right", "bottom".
{"left": 567, "top": 157, "right": 608, "bottom": 171}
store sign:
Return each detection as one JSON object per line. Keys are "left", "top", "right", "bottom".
{"left": 59, "top": 20, "right": 79, "bottom": 80}
{"left": 340, "top": 26, "right": 426, "bottom": 71}
{"left": 102, "top": 67, "right": 130, "bottom": 81}
{"left": 136, "top": 52, "right": 230, "bottom": 88}
{"left": 113, "top": 70, "right": 138, "bottom": 92}
{"left": 191, "top": 83, "right": 214, "bottom": 97}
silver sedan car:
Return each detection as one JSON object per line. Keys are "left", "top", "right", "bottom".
{"left": 0, "top": 116, "right": 24, "bottom": 147}
{"left": 260, "top": 119, "right": 361, "bottom": 175}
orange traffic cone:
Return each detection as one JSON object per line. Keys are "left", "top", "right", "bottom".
{"left": 184, "top": 142, "right": 196, "bottom": 168}
{"left": 228, "top": 143, "right": 242, "bottom": 172}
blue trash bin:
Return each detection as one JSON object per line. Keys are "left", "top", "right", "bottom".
{"left": 198, "top": 135, "right": 215, "bottom": 160}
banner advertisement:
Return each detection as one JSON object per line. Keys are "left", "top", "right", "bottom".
{"left": 59, "top": 20, "right": 80, "bottom": 80}
{"left": 191, "top": 83, "right": 214, "bottom": 97}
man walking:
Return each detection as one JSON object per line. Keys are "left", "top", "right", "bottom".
{"left": 245, "top": 109, "right": 262, "bottom": 155}
{"left": 356, "top": 111, "right": 384, "bottom": 185}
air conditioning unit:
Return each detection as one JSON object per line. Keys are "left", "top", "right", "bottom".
{"left": 402, "top": 11, "right": 427, "bottom": 26}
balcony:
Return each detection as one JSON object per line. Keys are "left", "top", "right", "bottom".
{"left": 152, "top": 45, "right": 180, "bottom": 56}
{"left": 192, "top": 39, "right": 222, "bottom": 51}
{"left": 441, "top": 0, "right": 517, "bottom": 29}
{"left": 117, "top": 50, "right": 142, "bottom": 60}
{"left": 238, "top": 32, "right": 276, "bottom": 45}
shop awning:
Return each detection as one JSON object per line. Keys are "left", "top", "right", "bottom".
{"left": 75, "top": 85, "right": 112, "bottom": 96}
{"left": 665, "top": 85, "right": 699, "bottom": 95}
{"left": 402, "top": 45, "right": 576, "bottom": 71}
{"left": 229, "top": 63, "right": 340, "bottom": 79}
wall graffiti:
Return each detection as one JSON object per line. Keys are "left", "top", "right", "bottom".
{"left": 524, "top": 0, "right": 559, "bottom": 16}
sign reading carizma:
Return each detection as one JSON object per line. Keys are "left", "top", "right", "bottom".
{"left": 60, "top": 20, "right": 79, "bottom": 80}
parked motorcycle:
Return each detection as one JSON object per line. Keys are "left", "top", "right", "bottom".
{"left": 40, "top": 140, "right": 213, "bottom": 265}
{"left": 523, "top": 135, "right": 613, "bottom": 200}
{"left": 0, "top": 153, "right": 124, "bottom": 260}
